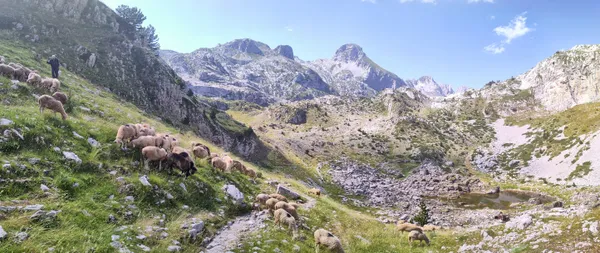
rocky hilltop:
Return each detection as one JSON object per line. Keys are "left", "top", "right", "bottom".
{"left": 161, "top": 41, "right": 459, "bottom": 104}
{"left": 0, "top": 0, "right": 269, "bottom": 160}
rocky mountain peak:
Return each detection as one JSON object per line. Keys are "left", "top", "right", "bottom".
{"left": 333, "top": 43, "right": 366, "bottom": 62}
{"left": 274, "top": 45, "right": 294, "bottom": 60}
{"left": 222, "top": 38, "right": 267, "bottom": 55}
{"left": 407, "top": 76, "right": 455, "bottom": 97}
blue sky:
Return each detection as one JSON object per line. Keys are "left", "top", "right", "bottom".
{"left": 100, "top": 0, "right": 600, "bottom": 89}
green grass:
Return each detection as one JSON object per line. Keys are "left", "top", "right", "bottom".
{"left": 566, "top": 161, "right": 592, "bottom": 181}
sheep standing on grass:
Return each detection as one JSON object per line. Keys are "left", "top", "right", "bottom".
{"left": 422, "top": 224, "right": 441, "bottom": 231}
{"left": 141, "top": 146, "right": 168, "bottom": 171}
{"left": 220, "top": 154, "right": 234, "bottom": 172}
{"left": 407, "top": 230, "right": 430, "bottom": 246}
{"left": 255, "top": 194, "right": 270, "bottom": 210}
{"left": 0, "top": 64, "right": 15, "bottom": 78}
{"left": 274, "top": 201, "right": 299, "bottom": 220}
{"left": 52, "top": 92, "right": 68, "bottom": 105}
{"left": 308, "top": 188, "right": 321, "bottom": 197}
{"left": 115, "top": 124, "right": 137, "bottom": 149}
{"left": 38, "top": 95, "right": 67, "bottom": 120}
{"left": 274, "top": 208, "right": 298, "bottom": 236}
{"left": 396, "top": 220, "right": 423, "bottom": 234}
{"left": 314, "top": 229, "right": 344, "bottom": 253}
{"left": 128, "top": 136, "right": 159, "bottom": 149}
{"left": 27, "top": 72, "right": 42, "bottom": 87}
{"left": 269, "top": 194, "right": 288, "bottom": 202}
{"left": 40, "top": 78, "right": 60, "bottom": 93}
{"left": 265, "top": 198, "right": 279, "bottom": 214}
{"left": 191, "top": 142, "right": 211, "bottom": 159}
{"left": 232, "top": 160, "right": 247, "bottom": 173}
{"left": 14, "top": 67, "right": 31, "bottom": 82}
{"left": 211, "top": 156, "right": 228, "bottom": 172}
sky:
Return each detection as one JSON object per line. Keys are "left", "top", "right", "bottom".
{"left": 100, "top": 0, "right": 600, "bottom": 89}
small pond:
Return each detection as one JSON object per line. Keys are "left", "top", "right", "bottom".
{"left": 434, "top": 190, "right": 552, "bottom": 210}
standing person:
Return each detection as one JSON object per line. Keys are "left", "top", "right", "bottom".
{"left": 47, "top": 55, "right": 60, "bottom": 79}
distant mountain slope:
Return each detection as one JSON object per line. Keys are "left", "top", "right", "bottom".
{"left": 406, "top": 76, "right": 455, "bottom": 97}
{"left": 160, "top": 39, "right": 332, "bottom": 106}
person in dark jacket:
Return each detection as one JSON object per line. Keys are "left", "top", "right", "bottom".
{"left": 47, "top": 55, "right": 60, "bottom": 78}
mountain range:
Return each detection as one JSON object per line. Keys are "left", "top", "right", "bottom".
{"left": 160, "top": 39, "right": 456, "bottom": 105}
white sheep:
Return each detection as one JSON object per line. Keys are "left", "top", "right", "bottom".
{"left": 269, "top": 194, "right": 288, "bottom": 202}
{"left": 265, "top": 198, "right": 279, "bottom": 213}
{"left": 211, "top": 156, "right": 228, "bottom": 172}
{"left": 314, "top": 229, "right": 344, "bottom": 253}
{"left": 308, "top": 188, "right": 321, "bottom": 197}
{"left": 274, "top": 201, "right": 299, "bottom": 220}
{"left": 38, "top": 95, "right": 67, "bottom": 120}
{"left": 254, "top": 194, "right": 270, "bottom": 210}
{"left": 407, "top": 230, "right": 430, "bottom": 246}
{"left": 40, "top": 78, "right": 60, "bottom": 93}
{"left": 27, "top": 72, "right": 42, "bottom": 87}
{"left": 115, "top": 124, "right": 137, "bottom": 148}
{"left": 128, "top": 136, "right": 159, "bottom": 149}
{"left": 274, "top": 208, "right": 298, "bottom": 236}
{"left": 141, "top": 146, "right": 168, "bottom": 171}
{"left": 396, "top": 220, "right": 423, "bottom": 234}
{"left": 191, "top": 142, "right": 211, "bottom": 159}
{"left": 0, "top": 64, "right": 15, "bottom": 79}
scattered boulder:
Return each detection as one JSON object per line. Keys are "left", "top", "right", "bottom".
{"left": 137, "top": 244, "right": 151, "bottom": 252}
{"left": 63, "top": 152, "right": 82, "bottom": 164}
{"left": 15, "top": 232, "right": 28, "bottom": 243}
{"left": 40, "top": 184, "right": 50, "bottom": 192}
{"left": 88, "top": 137, "right": 100, "bottom": 147}
{"left": 139, "top": 175, "right": 151, "bottom": 187}
{"left": 0, "top": 225, "right": 7, "bottom": 239}
{"left": 505, "top": 214, "right": 533, "bottom": 230}
{"left": 167, "top": 245, "right": 181, "bottom": 252}
{"left": 221, "top": 184, "right": 244, "bottom": 205}
{"left": 0, "top": 118, "right": 13, "bottom": 126}
{"left": 276, "top": 184, "right": 300, "bottom": 199}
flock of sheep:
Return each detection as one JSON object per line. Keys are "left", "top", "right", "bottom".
{"left": 396, "top": 219, "right": 442, "bottom": 246}
{"left": 114, "top": 123, "right": 258, "bottom": 179}
{"left": 254, "top": 193, "right": 344, "bottom": 253}
{"left": 0, "top": 56, "right": 68, "bottom": 120}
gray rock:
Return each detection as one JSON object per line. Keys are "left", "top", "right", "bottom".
{"left": 293, "top": 244, "right": 301, "bottom": 253}
{"left": 0, "top": 225, "right": 7, "bottom": 239}
{"left": 23, "top": 204, "right": 44, "bottom": 211}
{"left": 112, "top": 235, "right": 120, "bottom": 241}
{"left": 2, "top": 164, "right": 10, "bottom": 169}
{"left": 167, "top": 245, "right": 181, "bottom": 252}
{"left": 273, "top": 248, "right": 282, "bottom": 253}
{"left": 40, "top": 184, "right": 50, "bottom": 192}
{"left": 509, "top": 160, "right": 521, "bottom": 168}
{"left": 79, "top": 106, "right": 91, "bottom": 112}
{"left": 137, "top": 244, "right": 151, "bottom": 252}
{"left": 179, "top": 182, "right": 187, "bottom": 192}
{"left": 108, "top": 214, "right": 117, "bottom": 223}
{"left": 73, "top": 131, "right": 84, "bottom": 139}
{"left": 0, "top": 118, "right": 13, "bottom": 126}
{"left": 191, "top": 221, "right": 204, "bottom": 232}
{"left": 53, "top": 147, "right": 61, "bottom": 152}
{"left": 136, "top": 234, "right": 147, "bottom": 240}
{"left": 505, "top": 214, "right": 533, "bottom": 230}
{"left": 48, "top": 247, "right": 55, "bottom": 252}
{"left": 15, "top": 232, "right": 28, "bottom": 242}
{"left": 125, "top": 196, "right": 135, "bottom": 202}
{"left": 63, "top": 152, "right": 82, "bottom": 164}
{"left": 88, "top": 137, "right": 100, "bottom": 147}
{"left": 139, "top": 175, "right": 151, "bottom": 187}
{"left": 28, "top": 158, "right": 40, "bottom": 165}
{"left": 276, "top": 184, "right": 300, "bottom": 199}
{"left": 221, "top": 184, "right": 244, "bottom": 205}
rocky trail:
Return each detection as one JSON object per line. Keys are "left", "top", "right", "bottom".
{"left": 205, "top": 193, "right": 317, "bottom": 252}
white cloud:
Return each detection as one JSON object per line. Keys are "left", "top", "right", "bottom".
{"left": 493, "top": 12, "right": 532, "bottom": 43}
{"left": 484, "top": 12, "right": 533, "bottom": 54}
{"left": 361, "top": 0, "right": 377, "bottom": 3}
{"left": 490, "top": 15, "right": 496, "bottom": 20}
{"left": 284, "top": 26, "right": 293, "bottom": 32}
{"left": 484, "top": 43, "right": 505, "bottom": 54}
{"left": 400, "top": 0, "right": 437, "bottom": 4}
{"left": 468, "top": 0, "right": 494, "bottom": 3}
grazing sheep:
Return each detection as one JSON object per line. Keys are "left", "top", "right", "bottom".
{"left": 38, "top": 95, "right": 67, "bottom": 120}
{"left": 220, "top": 154, "right": 234, "bottom": 172}
{"left": 211, "top": 157, "right": 228, "bottom": 172}
{"left": 52, "top": 92, "right": 68, "bottom": 105}
{"left": 255, "top": 194, "right": 270, "bottom": 209}
{"left": 141, "top": 146, "right": 168, "bottom": 171}
{"left": 167, "top": 152, "right": 197, "bottom": 178}
{"left": 244, "top": 168, "right": 257, "bottom": 179}
{"left": 269, "top": 194, "right": 288, "bottom": 202}
{"left": 210, "top": 153, "right": 219, "bottom": 159}
{"left": 274, "top": 201, "right": 299, "bottom": 220}
{"left": 27, "top": 72, "right": 42, "bottom": 86}
{"left": 396, "top": 221, "right": 423, "bottom": 234}
{"left": 407, "top": 230, "right": 430, "bottom": 246}
{"left": 115, "top": 124, "right": 137, "bottom": 148}
{"left": 157, "top": 134, "right": 172, "bottom": 151}
{"left": 0, "top": 64, "right": 15, "bottom": 78}
{"left": 314, "top": 229, "right": 344, "bottom": 253}
{"left": 232, "top": 160, "right": 247, "bottom": 173}
{"left": 40, "top": 78, "right": 60, "bottom": 93}
{"left": 13, "top": 67, "right": 31, "bottom": 82}
{"left": 422, "top": 224, "right": 441, "bottom": 231}
{"left": 7, "top": 62, "right": 21, "bottom": 69}
{"left": 191, "top": 142, "right": 211, "bottom": 159}
{"left": 308, "top": 188, "right": 321, "bottom": 197}
{"left": 138, "top": 127, "right": 156, "bottom": 137}
{"left": 274, "top": 208, "right": 298, "bottom": 236}
{"left": 128, "top": 136, "right": 159, "bottom": 149}
{"left": 265, "top": 198, "right": 279, "bottom": 213}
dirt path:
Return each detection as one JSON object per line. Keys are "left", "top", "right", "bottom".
{"left": 205, "top": 194, "right": 317, "bottom": 252}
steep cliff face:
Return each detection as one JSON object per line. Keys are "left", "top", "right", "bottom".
{"left": 0, "top": 0, "right": 268, "bottom": 160}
